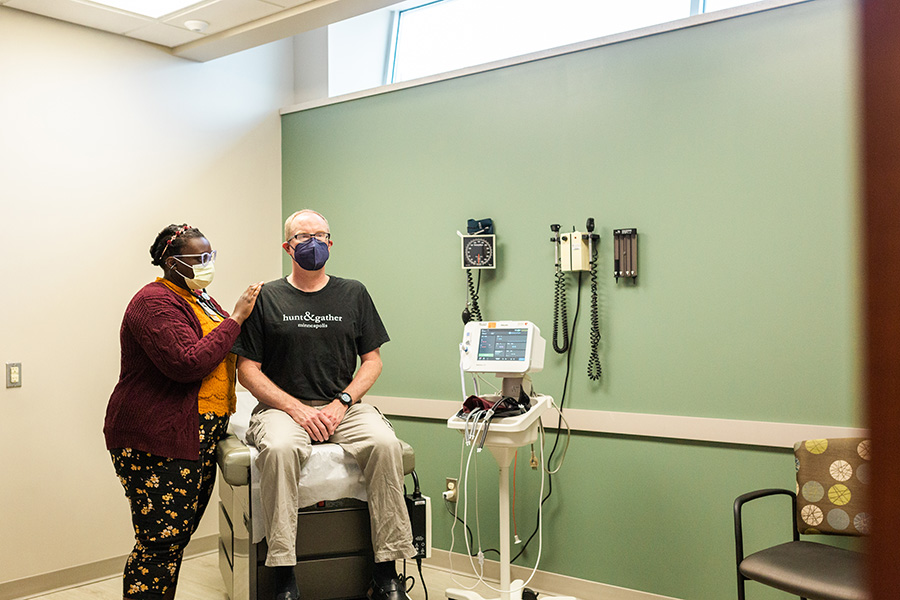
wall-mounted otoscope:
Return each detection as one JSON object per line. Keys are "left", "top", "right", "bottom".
{"left": 552, "top": 221, "right": 598, "bottom": 272}
{"left": 550, "top": 219, "right": 601, "bottom": 380}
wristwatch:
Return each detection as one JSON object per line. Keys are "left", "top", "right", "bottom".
{"left": 337, "top": 392, "right": 353, "bottom": 407}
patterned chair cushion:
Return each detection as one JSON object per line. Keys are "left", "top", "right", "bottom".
{"left": 794, "top": 438, "right": 871, "bottom": 536}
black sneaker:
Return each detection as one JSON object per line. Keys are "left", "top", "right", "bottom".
{"left": 273, "top": 566, "right": 298, "bottom": 600}
{"left": 367, "top": 576, "right": 411, "bottom": 600}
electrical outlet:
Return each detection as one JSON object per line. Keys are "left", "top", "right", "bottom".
{"left": 6, "top": 362, "right": 21, "bottom": 388}
{"left": 443, "top": 477, "right": 458, "bottom": 502}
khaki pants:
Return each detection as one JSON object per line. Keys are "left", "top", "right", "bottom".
{"left": 246, "top": 402, "right": 415, "bottom": 567}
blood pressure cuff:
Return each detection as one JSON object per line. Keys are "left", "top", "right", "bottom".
{"left": 458, "top": 393, "right": 531, "bottom": 418}
{"left": 467, "top": 218, "right": 494, "bottom": 235}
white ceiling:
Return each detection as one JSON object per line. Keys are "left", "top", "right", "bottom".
{"left": 0, "top": 0, "right": 401, "bottom": 61}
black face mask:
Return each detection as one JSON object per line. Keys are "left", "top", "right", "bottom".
{"left": 293, "top": 238, "right": 330, "bottom": 271}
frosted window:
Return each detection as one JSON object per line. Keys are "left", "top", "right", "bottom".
{"left": 390, "top": 0, "right": 756, "bottom": 83}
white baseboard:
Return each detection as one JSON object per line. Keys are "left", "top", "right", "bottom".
{"left": 1, "top": 535, "right": 678, "bottom": 600}
{"left": 425, "top": 549, "right": 681, "bottom": 600}
{"left": 0, "top": 534, "right": 218, "bottom": 600}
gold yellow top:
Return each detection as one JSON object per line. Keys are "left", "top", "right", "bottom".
{"left": 159, "top": 278, "right": 236, "bottom": 416}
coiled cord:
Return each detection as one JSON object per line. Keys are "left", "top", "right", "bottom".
{"left": 587, "top": 240, "right": 601, "bottom": 380}
{"left": 552, "top": 265, "right": 569, "bottom": 354}
{"left": 466, "top": 269, "right": 482, "bottom": 322}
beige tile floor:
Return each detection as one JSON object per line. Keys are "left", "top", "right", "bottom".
{"left": 26, "top": 553, "right": 501, "bottom": 600}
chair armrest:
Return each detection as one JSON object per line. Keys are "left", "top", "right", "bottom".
{"left": 734, "top": 488, "right": 798, "bottom": 565}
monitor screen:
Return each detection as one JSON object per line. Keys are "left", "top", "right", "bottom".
{"left": 461, "top": 320, "right": 545, "bottom": 374}
{"left": 477, "top": 328, "right": 529, "bottom": 362}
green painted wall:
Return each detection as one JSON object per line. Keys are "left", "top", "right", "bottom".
{"left": 281, "top": 1, "right": 861, "bottom": 598}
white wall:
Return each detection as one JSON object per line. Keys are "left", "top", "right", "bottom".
{"left": 328, "top": 9, "right": 394, "bottom": 96}
{"left": 0, "top": 7, "right": 292, "bottom": 587}
{"left": 293, "top": 26, "right": 330, "bottom": 104}
{"left": 291, "top": 13, "right": 393, "bottom": 103}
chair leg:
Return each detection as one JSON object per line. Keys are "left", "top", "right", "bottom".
{"left": 737, "top": 576, "right": 811, "bottom": 600}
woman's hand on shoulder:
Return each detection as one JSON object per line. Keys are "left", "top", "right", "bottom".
{"left": 230, "top": 282, "right": 263, "bottom": 325}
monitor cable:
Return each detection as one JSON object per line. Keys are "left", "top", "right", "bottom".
{"left": 450, "top": 409, "right": 548, "bottom": 597}
{"left": 513, "top": 274, "right": 581, "bottom": 564}
{"left": 444, "top": 498, "right": 498, "bottom": 558}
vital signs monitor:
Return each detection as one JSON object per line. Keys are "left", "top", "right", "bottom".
{"left": 460, "top": 321, "right": 545, "bottom": 375}
{"left": 448, "top": 321, "right": 574, "bottom": 600}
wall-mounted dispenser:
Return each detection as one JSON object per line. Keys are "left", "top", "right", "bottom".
{"left": 613, "top": 228, "right": 638, "bottom": 282}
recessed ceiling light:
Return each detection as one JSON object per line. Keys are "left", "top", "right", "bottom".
{"left": 88, "top": 0, "right": 206, "bottom": 19}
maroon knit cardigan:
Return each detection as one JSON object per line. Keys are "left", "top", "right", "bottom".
{"left": 103, "top": 280, "right": 240, "bottom": 460}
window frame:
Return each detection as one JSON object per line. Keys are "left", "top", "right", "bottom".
{"left": 285, "top": 0, "right": 814, "bottom": 114}
{"left": 386, "top": 0, "right": 784, "bottom": 86}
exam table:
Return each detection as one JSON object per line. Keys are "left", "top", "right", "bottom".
{"left": 216, "top": 392, "right": 417, "bottom": 600}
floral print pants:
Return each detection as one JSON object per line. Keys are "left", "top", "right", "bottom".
{"left": 110, "top": 412, "right": 228, "bottom": 599}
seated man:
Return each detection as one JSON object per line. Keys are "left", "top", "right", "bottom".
{"left": 233, "top": 209, "right": 414, "bottom": 600}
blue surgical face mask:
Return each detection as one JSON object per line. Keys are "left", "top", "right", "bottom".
{"left": 293, "top": 238, "right": 330, "bottom": 271}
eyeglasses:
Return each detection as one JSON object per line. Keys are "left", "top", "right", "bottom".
{"left": 171, "top": 250, "right": 217, "bottom": 267}
{"left": 289, "top": 232, "right": 331, "bottom": 244}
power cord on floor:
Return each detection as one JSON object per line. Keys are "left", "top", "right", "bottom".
{"left": 416, "top": 558, "right": 428, "bottom": 600}
{"left": 401, "top": 560, "right": 415, "bottom": 594}
{"left": 444, "top": 498, "right": 499, "bottom": 557}
{"left": 401, "top": 559, "right": 426, "bottom": 600}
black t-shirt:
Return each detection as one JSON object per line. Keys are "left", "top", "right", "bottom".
{"left": 232, "top": 276, "right": 389, "bottom": 402}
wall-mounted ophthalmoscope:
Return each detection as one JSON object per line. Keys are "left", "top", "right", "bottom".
{"left": 553, "top": 221, "right": 596, "bottom": 273}
{"left": 550, "top": 219, "right": 601, "bottom": 380}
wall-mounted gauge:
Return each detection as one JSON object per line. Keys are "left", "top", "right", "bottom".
{"left": 461, "top": 234, "right": 496, "bottom": 269}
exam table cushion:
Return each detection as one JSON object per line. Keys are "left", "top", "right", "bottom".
{"left": 216, "top": 433, "right": 415, "bottom": 486}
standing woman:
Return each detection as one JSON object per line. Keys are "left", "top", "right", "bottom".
{"left": 104, "top": 224, "right": 262, "bottom": 600}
